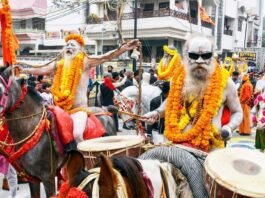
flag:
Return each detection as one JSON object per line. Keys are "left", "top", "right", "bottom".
{"left": 197, "top": 0, "right": 215, "bottom": 25}
{"left": 1, "top": 0, "right": 19, "bottom": 66}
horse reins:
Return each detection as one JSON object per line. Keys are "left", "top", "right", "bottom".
{"left": 77, "top": 168, "right": 128, "bottom": 198}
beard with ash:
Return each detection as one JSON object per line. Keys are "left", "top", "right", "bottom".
{"left": 63, "top": 41, "right": 81, "bottom": 67}
{"left": 182, "top": 58, "right": 215, "bottom": 98}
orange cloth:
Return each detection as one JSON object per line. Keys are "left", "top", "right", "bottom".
{"left": 239, "top": 81, "right": 253, "bottom": 134}
{"left": 0, "top": 1, "right": 19, "bottom": 65}
{"left": 197, "top": 0, "right": 215, "bottom": 25}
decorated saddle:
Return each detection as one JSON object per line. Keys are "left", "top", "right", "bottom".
{"left": 48, "top": 106, "right": 106, "bottom": 144}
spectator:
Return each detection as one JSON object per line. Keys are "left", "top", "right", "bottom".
{"left": 147, "top": 81, "right": 170, "bottom": 136}
{"left": 28, "top": 76, "right": 37, "bottom": 90}
{"left": 121, "top": 70, "right": 134, "bottom": 90}
{"left": 119, "top": 69, "right": 125, "bottom": 79}
{"left": 149, "top": 69, "right": 157, "bottom": 84}
{"left": 239, "top": 74, "right": 253, "bottom": 135}
{"left": 87, "top": 78, "right": 93, "bottom": 106}
{"left": 232, "top": 71, "right": 240, "bottom": 90}
{"left": 99, "top": 72, "right": 121, "bottom": 131}
{"left": 255, "top": 72, "right": 265, "bottom": 95}
{"left": 107, "top": 65, "right": 113, "bottom": 73}
{"left": 133, "top": 69, "right": 143, "bottom": 87}
{"left": 40, "top": 82, "right": 54, "bottom": 106}
{"left": 142, "top": 72, "right": 151, "bottom": 86}
{"left": 112, "top": 72, "right": 120, "bottom": 82}
{"left": 249, "top": 72, "right": 257, "bottom": 90}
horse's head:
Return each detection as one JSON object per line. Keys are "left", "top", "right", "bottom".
{"left": 62, "top": 151, "right": 147, "bottom": 198}
{"left": 113, "top": 94, "right": 137, "bottom": 129}
{"left": 0, "top": 67, "right": 24, "bottom": 114}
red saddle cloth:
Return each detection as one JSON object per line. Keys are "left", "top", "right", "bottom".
{"left": 48, "top": 106, "right": 74, "bottom": 145}
{"left": 83, "top": 114, "right": 106, "bottom": 140}
{"left": 48, "top": 106, "right": 106, "bottom": 143}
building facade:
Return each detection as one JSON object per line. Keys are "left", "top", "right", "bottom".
{"left": 2, "top": 0, "right": 264, "bottom": 67}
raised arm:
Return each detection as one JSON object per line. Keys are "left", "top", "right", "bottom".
{"left": 84, "top": 39, "right": 140, "bottom": 69}
{"left": 21, "top": 61, "right": 57, "bottom": 76}
{"left": 113, "top": 76, "right": 128, "bottom": 88}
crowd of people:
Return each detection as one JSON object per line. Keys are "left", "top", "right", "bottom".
{"left": 2, "top": 31, "right": 265, "bottom": 197}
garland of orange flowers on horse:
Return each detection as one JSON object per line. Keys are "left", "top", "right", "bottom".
{"left": 51, "top": 52, "right": 85, "bottom": 111}
{"left": 164, "top": 63, "right": 229, "bottom": 151}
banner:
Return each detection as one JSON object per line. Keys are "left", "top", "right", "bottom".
{"left": 239, "top": 52, "right": 256, "bottom": 61}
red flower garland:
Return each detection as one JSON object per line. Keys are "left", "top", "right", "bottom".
{"left": 56, "top": 181, "right": 88, "bottom": 198}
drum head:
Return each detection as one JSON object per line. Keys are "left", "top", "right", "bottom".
{"left": 204, "top": 148, "right": 265, "bottom": 197}
{"left": 77, "top": 135, "right": 145, "bottom": 152}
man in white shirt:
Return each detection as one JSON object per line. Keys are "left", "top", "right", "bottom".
{"left": 255, "top": 72, "right": 265, "bottom": 95}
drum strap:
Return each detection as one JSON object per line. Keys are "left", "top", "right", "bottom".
{"left": 77, "top": 168, "right": 128, "bottom": 198}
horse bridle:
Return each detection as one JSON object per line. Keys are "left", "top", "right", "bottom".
{"left": 0, "top": 75, "right": 12, "bottom": 115}
{"left": 78, "top": 168, "right": 128, "bottom": 198}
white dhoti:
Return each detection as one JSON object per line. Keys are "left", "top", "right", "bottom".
{"left": 71, "top": 111, "right": 87, "bottom": 143}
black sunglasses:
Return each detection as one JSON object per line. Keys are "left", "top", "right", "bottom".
{"left": 188, "top": 52, "right": 213, "bottom": 60}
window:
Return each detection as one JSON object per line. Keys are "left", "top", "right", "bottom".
{"left": 238, "top": 19, "right": 242, "bottom": 31}
{"left": 159, "top": 2, "right": 169, "bottom": 9}
{"left": 20, "top": 20, "right": 26, "bottom": 29}
{"left": 33, "top": 18, "right": 45, "bottom": 30}
{"left": 143, "top": 3, "right": 154, "bottom": 11}
{"left": 189, "top": 0, "right": 198, "bottom": 24}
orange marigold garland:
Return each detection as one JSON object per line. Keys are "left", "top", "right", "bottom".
{"left": 164, "top": 63, "right": 229, "bottom": 151}
{"left": 52, "top": 52, "right": 85, "bottom": 111}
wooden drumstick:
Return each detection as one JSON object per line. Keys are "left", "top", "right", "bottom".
{"left": 118, "top": 110, "right": 145, "bottom": 120}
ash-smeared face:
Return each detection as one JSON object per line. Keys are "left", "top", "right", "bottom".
{"left": 64, "top": 40, "right": 81, "bottom": 60}
{"left": 185, "top": 37, "right": 214, "bottom": 81}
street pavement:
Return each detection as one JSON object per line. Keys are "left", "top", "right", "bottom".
{"left": 0, "top": 127, "right": 261, "bottom": 198}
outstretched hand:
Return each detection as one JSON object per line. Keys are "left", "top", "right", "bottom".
{"left": 141, "top": 111, "right": 160, "bottom": 124}
{"left": 122, "top": 39, "right": 141, "bottom": 51}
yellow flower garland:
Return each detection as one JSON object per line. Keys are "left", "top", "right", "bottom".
{"left": 157, "top": 45, "right": 181, "bottom": 80}
{"left": 164, "top": 63, "right": 229, "bottom": 151}
{"left": 222, "top": 57, "right": 234, "bottom": 76}
{"left": 237, "top": 61, "right": 248, "bottom": 74}
{"left": 51, "top": 52, "right": 85, "bottom": 111}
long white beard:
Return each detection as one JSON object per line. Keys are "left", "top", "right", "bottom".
{"left": 64, "top": 57, "right": 72, "bottom": 68}
{"left": 182, "top": 59, "right": 215, "bottom": 98}
{"left": 64, "top": 50, "right": 80, "bottom": 67}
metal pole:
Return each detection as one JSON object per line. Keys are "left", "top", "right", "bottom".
{"left": 133, "top": 0, "right": 138, "bottom": 72}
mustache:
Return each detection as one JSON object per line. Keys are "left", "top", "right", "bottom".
{"left": 191, "top": 64, "right": 208, "bottom": 71}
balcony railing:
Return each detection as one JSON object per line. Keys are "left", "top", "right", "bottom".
{"left": 14, "top": 29, "right": 45, "bottom": 34}
{"left": 201, "top": 21, "right": 213, "bottom": 28}
{"left": 224, "top": 29, "right": 233, "bottom": 36}
{"left": 87, "top": 9, "right": 209, "bottom": 27}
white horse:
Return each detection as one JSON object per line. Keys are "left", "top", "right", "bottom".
{"left": 114, "top": 85, "right": 162, "bottom": 129}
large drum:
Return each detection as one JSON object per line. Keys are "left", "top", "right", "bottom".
{"left": 77, "top": 135, "right": 145, "bottom": 170}
{"left": 204, "top": 148, "right": 265, "bottom": 198}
